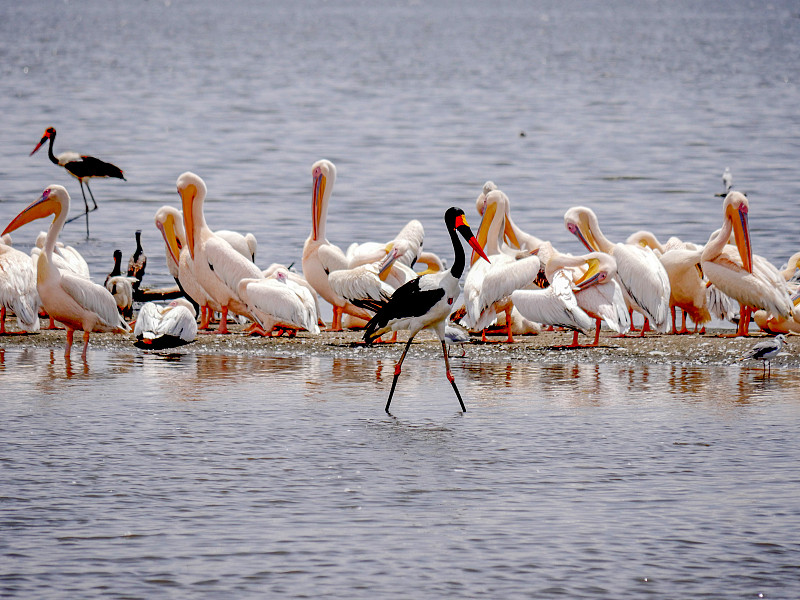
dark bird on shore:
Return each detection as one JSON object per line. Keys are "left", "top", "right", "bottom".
{"left": 739, "top": 334, "right": 787, "bottom": 375}
{"left": 127, "top": 229, "right": 146, "bottom": 290}
{"left": 30, "top": 127, "right": 126, "bottom": 236}
{"left": 363, "top": 207, "right": 490, "bottom": 413}
{"left": 104, "top": 249, "right": 123, "bottom": 288}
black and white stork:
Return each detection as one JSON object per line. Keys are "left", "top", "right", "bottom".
{"left": 30, "top": 127, "right": 126, "bottom": 236}
{"left": 363, "top": 207, "right": 490, "bottom": 413}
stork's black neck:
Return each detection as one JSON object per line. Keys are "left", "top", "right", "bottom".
{"left": 46, "top": 132, "right": 58, "bottom": 166}
{"left": 449, "top": 226, "right": 466, "bottom": 279}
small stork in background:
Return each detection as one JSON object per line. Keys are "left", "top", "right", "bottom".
{"left": 739, "top": 334, "right": 787, "bottom": 376}
{"left": 30, "top": 127, "right": 126, "bottom": 237}
{"left": 363, "top": 207, "right": 490, "bottom": 414}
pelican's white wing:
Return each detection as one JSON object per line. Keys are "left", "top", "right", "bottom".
{"left": 0, "top": 246, "right": 40, "bottom": 331}
{"left": 511, "top": 269, "right": 593, "bottom": 333}
{"left": 243, "top": 279, "right": 319, "bottom": 334}
{"left": 464, "top": 253, "right": 540, "bottom": 329}
{"left": 203, "top": 236, "right": 263, "bottom": 296}
{"left": 60, "top": 271, "right": 130, "bottom": 331}
{"left": 215, "top": 229, "right": 258, "bottom": 262}
{"left": 613, "top": 243, "right": 670, "bottom": 331}
{"left": 577, "top": 279, "right": 631, "bottom": 333}
{"left": 328, "top": 264, "right": 395, "bottom": 306}
{"left": 317, "top": 243, "right": 350, "bottom": 275}
{"left": 134, "top": 302, "right": 163, "bottom": 339}
{"left": 157, "top": 305, "right": 198, "bottom": 342}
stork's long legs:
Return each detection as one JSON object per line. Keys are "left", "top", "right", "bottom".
{"left": 65, "top": 180, "right": 99, "bottom": 237}
{"left": 385, "top": 335, "right": 415, "bottom": 413}
{"left": 441, "top": 340, "right": 466, "bottom": 412}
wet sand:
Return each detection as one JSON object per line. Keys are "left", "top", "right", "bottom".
{"left": 1, "top": 321, "right": 796, "bottom": 369}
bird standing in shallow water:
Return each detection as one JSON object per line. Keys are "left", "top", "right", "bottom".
{"left": 363, "top": 207, "right": 490, "bottom": 413}
{"left": 739, "top": 334, "right": 787, "bottom": 376}
{"left": 30, "top": 127, "right": 126, "bottom": 237}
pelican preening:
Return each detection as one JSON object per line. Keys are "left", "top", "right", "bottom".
{"left": 30, "top": 127, "right": 126, "bottom": 236}
{"left": 0, "top": 237, "right": 40, "bottom": 334}
{"left": 463, "top": 189, "right": 541, "bottom": 342}
{"left": 363, "top": 207, "right": 490, "bottom": 413}
{"left": 177, "top": 171, "right": 263, "bottom": 333}
{"left": 2, "top": 185, "right": 129, "bottom": 358}
{"left": 134, "top": 298, "right": 198, "bottom": 349}
{"left": 238, "top": 268, "right": 320, "bottom": 337}
{"left": 565, "top": 206, "right": 671, "bottom": 335}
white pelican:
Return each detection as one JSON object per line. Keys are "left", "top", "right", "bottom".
{"left": 2, "top": 185, "right": 129, "bottom": 358}
{"left": 29, "top": 127, "right": 126, "bottom": 235}
{"left": 510, "top": 269, "right": 594, "bottom": 338}
{"left": 238, "top": 268, "right": 320, "bottom": 337}
{"left": 154, "top": 204, "right": 218, "bottom": 327}
{"left": 463, "top": 190, "right": 541, "bottom": 342}
{"left": 0, "top": 237, "right": 40, "bottom": 334}
{"left": 346, "top": 218, "right": 425, "bottom": 269}
{"left": 476, "top": 181, "right": 556, "bottom": 270}
{"left": 177, "top": 172, "right": 262, "bottom": 333}
{"left": 216, "top": 229, "right": 258, "bottom": 263}
{"left": 700, "top": 192, "right": 792, "bottom": 336}
{"left": 134, "top": 298, "right": 198, "bottom": 349}
{"left": 363, "top": 207, "right": 490, "bottom": 413}
{"left": 564, "top": 206, "right": 671, "bottom": 334}
{"left": 35, "top": 230, "right": 91, "bottom": 279}
{"left": 301, "top": 159, "right": 372, "bottom": 330}
{"left": 328, "top": 250, "right": 399, "bottom": 314}
{"left": 739, "top": 334, "right": 787, "bottom": 375}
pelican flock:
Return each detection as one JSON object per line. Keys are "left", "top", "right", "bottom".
{"left": 1, "top": 133, "right": 796, "bottom": 399}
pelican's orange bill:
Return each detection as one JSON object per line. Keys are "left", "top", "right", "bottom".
{"left": 2, "top": 189, "right": 59, "bottom": 236}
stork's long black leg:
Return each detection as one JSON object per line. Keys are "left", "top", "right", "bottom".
{"left": 65, "top": 180, "right": 94, "bottom": 236}
{"left": 442, "top": 341, "right": 466, "bottom": 412}
{"left": 85, "top": 180, "right": 99, "bottom": 211}
{"left": 385, "top": 335, "right": 415, "bottom": 413}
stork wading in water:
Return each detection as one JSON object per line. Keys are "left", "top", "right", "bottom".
{"left": 30, "top": 127, "right": 126, "bottom": 237}
{"left": 2, "top": 185, "right": 130, "bottom": 359}
{"left": 363, "top": 207, "right": 490, "bottom": 413}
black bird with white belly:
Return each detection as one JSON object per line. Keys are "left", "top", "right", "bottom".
{"left": 30, "top": 127, "right": 126, "bottom": 236}
{"left": 364, "top": 207, "right": 490, "bottom": 413}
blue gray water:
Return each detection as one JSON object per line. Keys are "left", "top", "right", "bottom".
{"left": 2, "top": 0, "right": 800, "bottom": 597}
{"left": 2, "top": 348, "right": 800, "bottom": 598}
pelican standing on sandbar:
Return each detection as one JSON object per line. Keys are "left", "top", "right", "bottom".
{"left": 177, "top": 172, "right": 262, "bottom": 333}
{"left": 301, "top": 159, "right": 373, "bottom": 330}
{"left": 2, "top": 185, "right": 129, "bottom": 358}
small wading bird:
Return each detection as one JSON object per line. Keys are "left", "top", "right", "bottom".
{"left": 363, "top": 207, "right": 490, "bottom": 413}
{"left": 30, "top": 127, "right": 126, "bottom": 236}
{"left": 739, "top": 334, "right": 787, "bottom": 376}
{"left": 2, "top": 185, "right": 130, "bottom": 359}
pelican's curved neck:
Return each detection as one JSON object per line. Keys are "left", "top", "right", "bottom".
{"left": 701, "top": 219, "right": 733, "bottom": 262}
{"left": 584, "top": 212, "right": 614, "bottom": 253}
{"left": 44, "top": 206, "right": 67, "bottom": 259}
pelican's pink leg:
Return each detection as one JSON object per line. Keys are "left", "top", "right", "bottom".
{"left": 199, "top": 305, "right": 211, "bottom": 330}
{"left": 215, "top": 307, "right": 230, "bottom": 334}
{"left": 65, "top": 328, "right": 74, "bottom": 358}
{"left": 330, "top": 306, "right": 343, "bottom": 331}
{"left": 81, "top": 331, "right": 90, "bottom": 360}
{"left": 591, "top": 318, "right": 602, "bottom": 346}
{"left": 504, "top": 307, "right": 515, "bottom": 343}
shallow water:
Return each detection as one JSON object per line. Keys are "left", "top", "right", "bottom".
{"left": 2, "top": 347, "right": 800, "bottom": 598}
{"left": 2, "top": 1, "right": 800, "bottom": 596}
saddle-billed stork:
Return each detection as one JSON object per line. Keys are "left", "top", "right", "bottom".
{"left": 363, "top": 207, "right": 490, "bottom": 413}
{"left": 30, "top": 127, "right": 126, "bottom": 236}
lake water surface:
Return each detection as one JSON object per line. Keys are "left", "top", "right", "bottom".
{"left": 2, "top": 1, "right": 800, "bottom": 597}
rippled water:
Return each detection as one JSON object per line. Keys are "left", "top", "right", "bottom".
{"left": 2, "top": 1, "right": 800, "bottom": 597}
{"left": 2, "top": 348, "right": 800, "bottom": 598}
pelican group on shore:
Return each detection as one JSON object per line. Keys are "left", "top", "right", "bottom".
{"left": 1, "top": 142, "right": 795, "bottom": 391}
